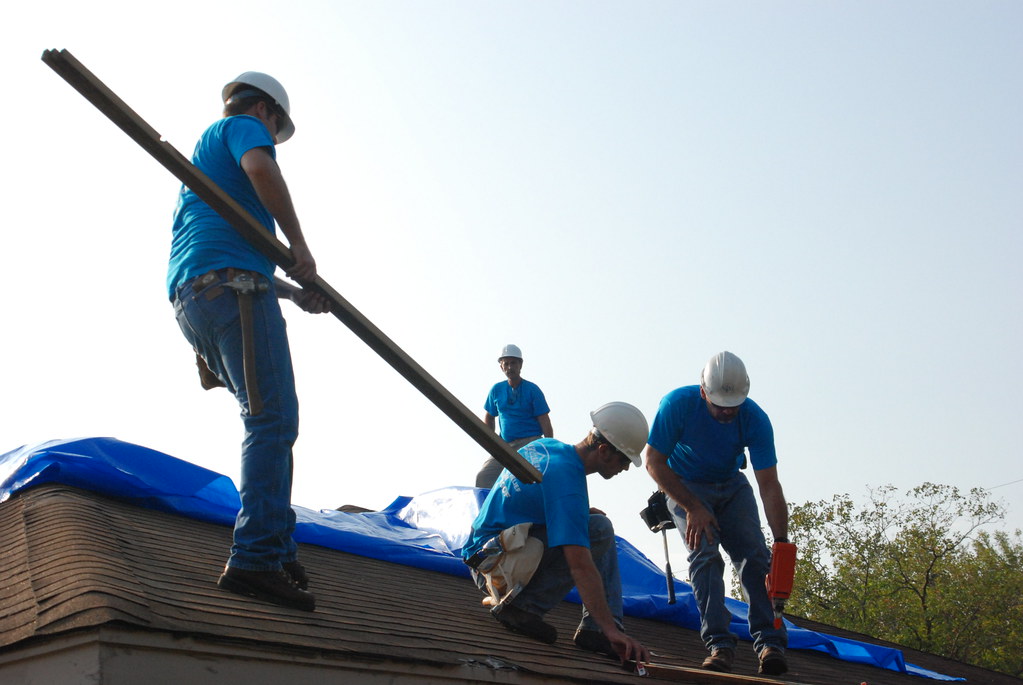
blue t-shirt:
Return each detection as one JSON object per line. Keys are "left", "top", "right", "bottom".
{"left": 647, "top": 385, "right": 777, "bottom": 483}
{"left": 463, "top": 438, "right": 589, "bottom": 560}
{"left": 167, "top": 115, "right": 278, "bottom": 298}
{"left": 484, "top": 379, "right": 551, "bottom": 441}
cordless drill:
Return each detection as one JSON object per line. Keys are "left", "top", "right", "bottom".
{"left": 766, "top": 540, "right": 797, "bottom": 629}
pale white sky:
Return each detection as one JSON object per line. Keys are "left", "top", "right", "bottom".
{"left": 5, "top": 1, "right": 1021, "bottom": 579}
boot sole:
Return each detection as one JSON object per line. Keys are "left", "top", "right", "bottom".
{"left": 759, "top": 661, "right": 788, "bottom": 676}
{"left": 702, "top": 662, "right": 732, "bottom": 673}
{"left": 493, "top": 609, "right": 557, "bottom": 643}
{"left": 759, "top": 649, "right": 788, "bottom": 675}
{"left": 574, "top": 631, "right": 617, "bottom": 659}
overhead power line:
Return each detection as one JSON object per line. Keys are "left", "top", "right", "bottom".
{"left": 985, "top": 477, "right": 1023, "bottom": 491}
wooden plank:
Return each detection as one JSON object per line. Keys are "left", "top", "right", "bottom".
{"left": 626, "top": 661, "right": 806, "bottom": 685}
{"left": 39, "top": 48, "right": 541, "bottom": 485}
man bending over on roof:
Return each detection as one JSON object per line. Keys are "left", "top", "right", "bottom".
{"left": 463, "top": 402, "right": 651, "bottom": 665}
{"left": 167, "top": 71, "right": 330, "bottom": 612}
{"left": 645, "top": 352, "right": 789, "bottom": 676}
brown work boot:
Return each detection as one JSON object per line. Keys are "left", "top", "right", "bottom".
{"left": 218, "top": 566, "right": 316, "bottom": 611}
{"left": 702, "top": 646, "right": 735, "bottom": 672}
{"left": 758, "top": 646, "right": 788, "bottom": 675}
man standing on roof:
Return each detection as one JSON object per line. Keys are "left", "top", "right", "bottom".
{"left": 168, "top": 71, "right": 329, "bottom": 612}
{"left": 463, "top": 402, "right": 651, "bottom": 666}
{"left": 644, "top": 351, "right": 789, "bottom": 675}
{"left": 475, "top": 344, "right": 554, "bottom": 488}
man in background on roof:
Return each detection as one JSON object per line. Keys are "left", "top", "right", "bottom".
{"left": 475, "top": 344, "right": 554, "bottom": 488}
{"left": 463, "top": 402, "right": 651, "bottom": 666}
{"left": 167, "top": 71, "right": 329, "bottom": 612}
{"left": 644, "top": 351, "right": 789, "bottom": 676}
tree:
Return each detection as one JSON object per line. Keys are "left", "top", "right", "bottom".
{"left": 787, "top": 483, "right": 1023, "bottom": 677}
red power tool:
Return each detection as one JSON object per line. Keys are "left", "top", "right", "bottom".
{"left": 766, "top": 541, "right": 797, "bottom": 629}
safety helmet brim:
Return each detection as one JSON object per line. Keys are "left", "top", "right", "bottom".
{"left": 704, "top": 390, "right": 747, "bottom": 408}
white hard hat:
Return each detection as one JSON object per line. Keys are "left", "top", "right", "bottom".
{"left": 589, "top": 401, "right": 649, "bottom": 467}
{"left": 701, "top": 351, "right": 750, "bottom": 408}
{"left": 222, "top": 71, "right": 295, "bottom": 143}
{"left": 498, "top": 344, "right": 523, "bottom": 361}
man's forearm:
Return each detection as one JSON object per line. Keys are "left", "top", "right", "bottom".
{"left": 241, "top": 149, "right": 307, "bottom": 249}
{"left": 761, "top": 486, "right": 789, "bottom": 540}
{"left": 647, "top": 458, "right": 700, "bottom": 514}
{"left": 253, "top": 171, "right": 305, "bottom": 247}
{"left": 566, "top": 550, "right": 620, "bottom": 635}
{"left": 754, "top": 468, "right": 789, "bottom": 540}
{"left": 538, "top": 413, "right": 553, "bottom": 438}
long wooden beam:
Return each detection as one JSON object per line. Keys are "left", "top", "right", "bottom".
{"left": 40, "top": 48, "right": 541, "bottom": 485}
{"left": 625, "top": 661, "right": 804, "bottom": 684}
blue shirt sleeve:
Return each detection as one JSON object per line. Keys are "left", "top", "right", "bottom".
{"left": 222, "top": 115, "right": 276, "bottom": 164}
{"left": 529, "top": 383, "right": 551, "bottom": 417}
{"left": 743, "top": 400, "right": 778, "bottom": 470}
{"left": 484, "top": 384, "right": 498, "bottom": 416}
{"left": 648, "top": 390, "right": 685, "bottom": 457}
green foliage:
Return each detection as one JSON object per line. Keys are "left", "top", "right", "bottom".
{"left": 788, "top": 483, "right": 1023, "bottom": 677}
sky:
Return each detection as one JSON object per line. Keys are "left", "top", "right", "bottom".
{"left": 4, "top": 1, "right": 1021, "bottom": 585}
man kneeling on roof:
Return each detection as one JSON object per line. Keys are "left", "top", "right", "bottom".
{"left": 462, "top": 402, "right": 651, "bottom": 665}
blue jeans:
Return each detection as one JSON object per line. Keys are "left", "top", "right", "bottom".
{"left": 475, "top": 514, "right": 624, "bottom": 632}
{"left": 667, "top": 472, "right": 786, "bottom": 654}
{"left": 173, "top": 270, "right": 299, "bottom": 572}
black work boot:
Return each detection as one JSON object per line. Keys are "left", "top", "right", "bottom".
{"left": 573, "top": 627, "right": 618, "bottom": 659}
{"left": 218, "top": 566, "right": 316, "bottom": 611}
{"left": 491, "top": 603, "right": 557, "bottom": 644}
{"left": 282, "top": 560, "right": 309, "bottom": 590}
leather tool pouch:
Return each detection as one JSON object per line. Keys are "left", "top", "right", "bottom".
{"left": 195, "top": 353, "right": 226, "bottom": 390}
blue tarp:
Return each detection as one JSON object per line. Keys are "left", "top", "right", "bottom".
{"left": 0, "top": 437, "right": 960, "bottom": 681}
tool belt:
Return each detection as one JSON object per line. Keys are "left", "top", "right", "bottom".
{"left": 465, "top": 523, "right": 544, "bottom": 608}
{"left": 190, "top": 268, "right": 270, "bottom": 416}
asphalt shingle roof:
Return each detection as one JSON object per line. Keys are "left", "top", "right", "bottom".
{"left": 2, "top": 483, "right": 1018, "bottom": 685}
